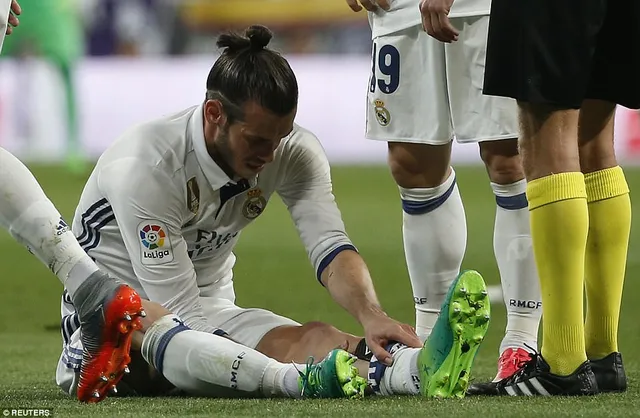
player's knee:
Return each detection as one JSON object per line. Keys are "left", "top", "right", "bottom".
{"left": 577, "top": 100, "right": 618, "bottom": 173}
{"left": 579, "top": 148, "right": 617, "bottom": 174}
{"left": 258, "top": 322, "right": 354, "bottom": 363}
{"left": 297, "top": 321, "right": 351, "bottom": 352}
{"left": 485, "top": 156, "right": 524, "bottom": 185}
{"left": 518, "top": 104, "right": 582, "bottom": 178}
{"left": 299, "top": 321, "right": 341, "bottom": 342}
{"left": 479, "top": 139, "right": 525, "bottom": 184}
{"left": 387, "top": 142, "right": 452, "bottom": 188}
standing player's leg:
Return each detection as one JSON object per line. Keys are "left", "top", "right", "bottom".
{"left": 577, "top": 100, "right": 629, "bottom": 393}
{"left": 367, "top": 27, "right": 466, "bottom": 343}
{"left": 390, "top": 140, "right": 466, "bottom": 344}
{"left": 575, "top": 0, "right": 639, "bottom": 391}
{"left": 473, "top": 0, "right": 603, "bottom": 395}
{"left": 479, "top": 139, "right": 541, "bottom": 378}
{"left": 519, "top": 102, "right": 591, "bottom": 375}
{"left": 440, "top": 15, "right": 541, "bottom": 385}
{"left": 0, "top": 147, "right": 96, "bottom": 295}
{"left": 0, "top": 147, "right": 144, "bottom": 402}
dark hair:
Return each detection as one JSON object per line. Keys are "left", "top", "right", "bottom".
{"left": 206, "top": 25, "right": 298, "bottom": 122}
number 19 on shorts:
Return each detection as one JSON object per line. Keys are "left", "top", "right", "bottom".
{"left": 369, "top": 42, "right": 401, "bottom": 95}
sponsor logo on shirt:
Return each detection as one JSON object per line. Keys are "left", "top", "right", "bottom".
{"left": 188, "top": 229, "right": 239, "bottom": 259}
{"left": 138, "top": 221, "right": 174, "bottom": 264}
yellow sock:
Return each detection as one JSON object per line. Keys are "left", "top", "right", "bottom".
{"left": 527, "top": 172, "right": 588, "bottom": 376}
{"left": 584, "top": 166, "right": 631, "bottom": 360}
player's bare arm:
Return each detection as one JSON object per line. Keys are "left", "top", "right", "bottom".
{"left": 419, "top": 0, "right": 459, "bottom": 42}
{"left": 277, "top": 129, "right": 421, "bottom": 365}
{"left": 320, "top": 249, "right": 422, "bottom": 365}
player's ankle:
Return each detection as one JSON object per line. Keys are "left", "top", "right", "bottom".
{"left": 70, "top": 268, "right": 113, "bottom": 311}
{"left": 140, "top": 314, "right": 189, "bottom": 372}
{"left": 415, "top": 308, "right": 439, "bottom": 343}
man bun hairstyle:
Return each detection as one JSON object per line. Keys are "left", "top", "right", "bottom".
{"left": 216, "top": 25, "right": 272, "bottom": 53}
{"left": 206, "top": 25, "right": 298, "bottom": 122}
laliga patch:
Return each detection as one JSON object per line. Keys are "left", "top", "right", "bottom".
{"left": 138, "top": 221, "right": 174, "bottom": 265}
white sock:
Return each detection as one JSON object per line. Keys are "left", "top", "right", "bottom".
{"left": 141, "top": 314, "right": 304, "bottom": 398}
{"left": 491, "top": 180, "right": 541, "bottom": 354}
{"left": 400, "top": 169, "right": 467, "bottom": 342}
{"left": 370, "top": 343, "right": 420, "bottom": 396}
{"left": 0, "top": 148, "right": 98, "bottom": 297}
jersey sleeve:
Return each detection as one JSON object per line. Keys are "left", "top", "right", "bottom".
{"left": 98, "top": 157, "right": 218, "bottom": 333}
{"left": 276, "top": 133, "right": 357, "bottom": 283}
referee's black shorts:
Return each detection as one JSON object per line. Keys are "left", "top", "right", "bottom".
{"left": 483, "top": 0, "right": 640, "bottom": 109}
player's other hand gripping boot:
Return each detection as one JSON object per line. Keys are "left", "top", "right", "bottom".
{"left": 72, "top": 270, "right": 145, "bottom": 402}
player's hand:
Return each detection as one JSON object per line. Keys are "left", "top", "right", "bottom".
{"left": 419, "top": 0, "right": 459, "bottom": 43}
{"left": 6, "top": 0, "right": 21, "bottom": 35}
{"left": 362, "top": 313, "right": 422, "bottom": 366}
{"left": 345, "top": 0, "right": 390, "bottom": 12}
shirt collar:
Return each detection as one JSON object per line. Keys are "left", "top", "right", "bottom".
{"left": 189, "top": 103, "right": 234, "bottom": 190}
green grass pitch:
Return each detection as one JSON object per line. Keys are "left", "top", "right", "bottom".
{"left": 0, "top": 164, "right": 639, "bottom": 417}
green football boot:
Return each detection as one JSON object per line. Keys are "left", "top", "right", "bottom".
{"left": 298, "top": 349, "right": 367, "bottom": 399}
{"left": 418, "top": 269, "right": 491, "bottom": 398}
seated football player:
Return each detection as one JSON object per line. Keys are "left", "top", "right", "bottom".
{"left": 55, "top": 25, "right": 491, "bottom": 400}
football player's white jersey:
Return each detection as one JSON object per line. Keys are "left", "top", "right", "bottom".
{"left": 64, "top": 104, "right": 356, "bottom": 334}
{"left": 368, "top": 0, "right": 491, "bottom": 38}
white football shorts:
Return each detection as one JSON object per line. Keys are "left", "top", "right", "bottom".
{"left": 366, "top": 16, "right": 518, "bottom": 145}
{"left": 55, "top": 280, "right": 299, "bottom": 395}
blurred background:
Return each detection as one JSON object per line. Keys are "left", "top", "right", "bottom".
{"left": 0, "top": 0, "right": 380, "bottom": 173}
{"left": 0, "top": 0, "right": 637, "bottom": 173}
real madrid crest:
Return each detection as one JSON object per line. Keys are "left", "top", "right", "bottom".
{"left": 374, "top": 99, "right": 391, "bottom": 127}
{"left": 242, "top": 188, "right": 267, "bottom": 219}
